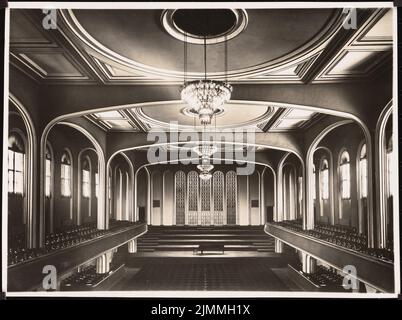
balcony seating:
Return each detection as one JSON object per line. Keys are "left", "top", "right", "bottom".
{"left": 272, "top": 220, "right": 394, "bottom": 262}
{"left": 8, "top": 220, "right": 138, "bottom": 266}
{"left": 290, "top": 263, "right": 349, "bottom": 292}
{"left": 60, "top": 262, "right": 122, "bottom": 291}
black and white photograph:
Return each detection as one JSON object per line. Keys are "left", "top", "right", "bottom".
{"left": 2, "top": 1, "right": 400, "bottom": 299}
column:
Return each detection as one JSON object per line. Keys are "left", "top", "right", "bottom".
{"left": 274, "top": 239, "right": 283, "bottom": 253}
{"left": 301, "top": 252, "right": 317, "bottom": 274}
{"left": 95, "top": 253, "right": 110, "bottom": 274}
{"left": 128, "top": 238, "right": 138, "bottom": 253}
{"left": 98, "top": 155, "right": 108, "bottom": 230}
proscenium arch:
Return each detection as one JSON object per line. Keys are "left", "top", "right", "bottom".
{"left": 8, "top": 94, "right": 38, "bottom": 248}
{"left": 41, "top": 98, "right": 373, "bottom": 160}
{"left": 39, "top": 121, "right": 107, "bottom": 247}
{"left": 132, "top": 157, "right": 277, "bottom": 225}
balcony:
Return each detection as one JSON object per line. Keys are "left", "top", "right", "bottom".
{"left": 8, "top": 222, "right": 147, "bottom": 291}
{"left": 265, "top": 222, "right": 394, "bottom": 293}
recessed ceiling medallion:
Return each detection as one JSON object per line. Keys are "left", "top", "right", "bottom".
{"left": 161, "top": 9, "right": 248, "bottom": 44}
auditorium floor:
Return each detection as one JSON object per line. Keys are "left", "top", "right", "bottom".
{"left": 108, "top": 256, "right": 304, "bottom": 291}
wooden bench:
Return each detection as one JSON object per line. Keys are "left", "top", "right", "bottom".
{"left": 193, "top": 243, "right": 225, "bottom": 255}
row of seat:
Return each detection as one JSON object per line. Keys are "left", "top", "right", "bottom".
{"left": 8, "top": 220, "right": 139, "bottom": 266}
{"left": 60, "top": 263, "right": 121, "bottom": 291}
{"left": 291, "top": 263, "right": 348, "bottom": 292}
{"left": 274, "top": 220, "right": 393, "bottom": 262}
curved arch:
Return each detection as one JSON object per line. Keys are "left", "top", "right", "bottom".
{"left": 134, "top": 166, "right": 151, "bottom": 223}
{"left": 8, "top": 94, "right": 38, "bottom": 248}
{"left": 133, "top": 157, "right": 277, "bottom": 226}
{"left": 305, "top": 120, "right": 369, "bottom": 232}
{"left": 107, "top": 152, "right": 135, "bottom": 222}
{"left": 43, "top": 96, "right": 373, "bottom": 165}
{"left": 107, "top": 139, "right": 304, "bottom": 170}
{"left": 277, "top": 152, "right": 306, "bottom": 224}
{"left": 375, "top": 101, "right": 393, "bottom": 248}
{"left": 40, "top": 121, "right": 107, "bottom": 246}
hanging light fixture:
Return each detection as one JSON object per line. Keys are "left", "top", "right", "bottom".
{"left": 198, "top": 156, "right": 213, "bottom": 180}
{"left": 181, "top": 36, "right": 232, "bottom": 125}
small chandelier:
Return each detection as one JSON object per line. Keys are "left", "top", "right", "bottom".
{"left": 193, "top": 143, "right": 218, "bottom": 157}
{"left": 199, "top": 171, "right": 212, "bottom": 180}
{"left": 198, "top": 157, "right": 213, "bottom": 180}
{"left": 197, "top": 155, "right": 214, "bottom": 173}
{"left": 181, "top": 36, "right": 232, "bottom": 125}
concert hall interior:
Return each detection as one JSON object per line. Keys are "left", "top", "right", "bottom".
{"left": 5, "top": 6, "right": 397, "bottom": 294}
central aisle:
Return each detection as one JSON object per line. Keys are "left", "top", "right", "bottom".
{"left": 111, "top": 257, "right": 302, "bottom": 291}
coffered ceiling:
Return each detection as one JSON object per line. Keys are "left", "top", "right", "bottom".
{"left": 8, "top": 7, "right": 393, "bottom": 134}
{"left": 9, "top": 7, "right": 392, "bottom": 85}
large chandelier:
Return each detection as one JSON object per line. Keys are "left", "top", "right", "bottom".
{"left": 181, "top": 80, "right": 232, "bottom": 125}
{"left": 181, "top": 36, "right": 232, "bottom": 125}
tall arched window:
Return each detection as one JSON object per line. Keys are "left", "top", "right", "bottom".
{"left": 61, "top": 151, "right": 72, "bottom": 197}
{"left": 312, "top": 164, "right": 316, "bottom": 200}
{"left": 320, "top": 159, "right": 329, "bottom": 200}
{"left": 95, "top": 164, "right": 99, "bottom": 198}
{"left": 359, "top": 144, "right": 368, "bottom": 199}
{"left": 108, "top": 170, "right": 112, "bottom": 215}
{"left": 45, "top": 145, "right": 52, "bottom": 198}
{"left": 339, "top": 150, "right": 351, "bottom": 200}
{"left": 8, "top": 133, "right": 25, "bottom": 195}
{"left": 82, "top": 157, "right": 91, "bottom": 198}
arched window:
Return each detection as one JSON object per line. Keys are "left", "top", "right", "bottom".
{"left": 95, "top": 164, "right": 99, "bottom": 198}
{"left": 8, "top": 133, "right": 25, "bottom": 194}
{"left": 312, "top": 164, "right": 316, "bottom": 200}
{"left": 82, "top": 157, "right": 91, "bottom": 198}
{"left": 320, "top": 159, "right": 329, "bottom": 200}
{"left": 387, "top": 136, "right": 394, "bottom": 197}
{"left": 108, "top": 170, "right": 112, "bottom": 215}
{"left": 61, "top": 151, "right": 72, "bottom": 197}
{"left": 45, "top": 145, "right": 52, "bottom": 198}
{"left": 359, "top": 144, "right": 368, "bottom": 198}
{"left": 339, "top": 151, "right": 351, "bottom": 199}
